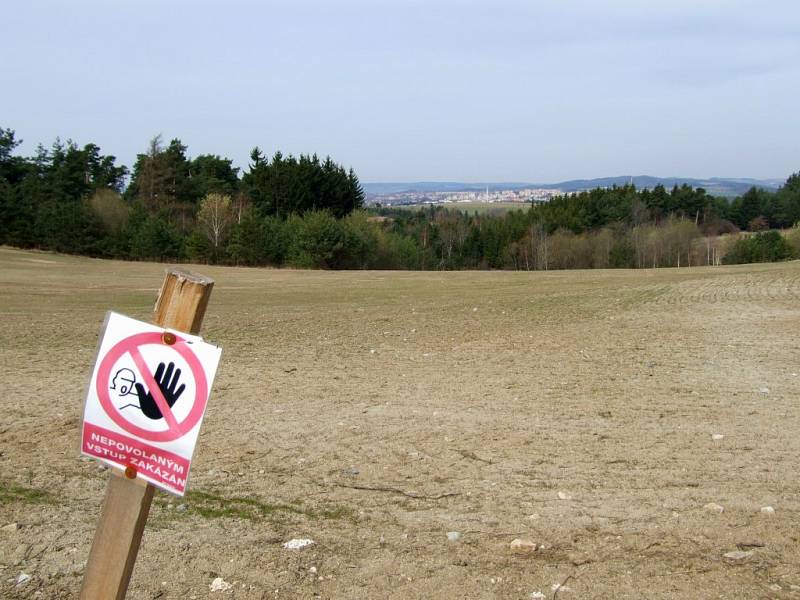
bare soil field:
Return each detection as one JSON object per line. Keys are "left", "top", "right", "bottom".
{"left": 1, "top": 246, "right": 799, "bottom": 599}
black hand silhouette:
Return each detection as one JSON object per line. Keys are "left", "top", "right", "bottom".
{"left": 135, "top": 361, "right": 185, "bottom": 420}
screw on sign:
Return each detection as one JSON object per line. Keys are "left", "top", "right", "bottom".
{"left": 81, "top": 312, "right": 221, "bottom": 496}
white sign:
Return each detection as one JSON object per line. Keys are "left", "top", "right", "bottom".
{"left": 81, "top": 312, "right": 221, "bottom": 495}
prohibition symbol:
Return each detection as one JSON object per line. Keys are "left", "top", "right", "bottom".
{"left": 96, "top": 331, "right": 208, "bottom": 443}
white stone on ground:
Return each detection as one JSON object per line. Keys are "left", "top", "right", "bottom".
{"left": 283, "top": 538, "right": 315, "bottom": 550}
{"left": 723, "top": 550, "right": 753, "bottom": 561}
{"left": 509, "top": 539, "right": 538, "bottom": 555}
{"left": 210, "top": 577, "right": 232, "bottom": 592}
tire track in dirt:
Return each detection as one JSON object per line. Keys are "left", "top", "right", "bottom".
{"left": 629, "top": 266, "right": 800, "bottom": 309}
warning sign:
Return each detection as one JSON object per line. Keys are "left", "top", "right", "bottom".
{"left": 81, "top": 312, "right": 222, "bottom": 495}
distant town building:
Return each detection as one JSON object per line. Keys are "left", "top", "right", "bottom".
{"left": 368, "top": 187, "right": 561, "bottom": 207}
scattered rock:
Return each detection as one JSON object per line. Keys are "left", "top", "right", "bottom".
{"left": 557, "top": 491, "right": 573, "bottom": 500}
{"left": 176, "top": 504, "right": 188, "bottom": 513}
{"left": 529, "top": 593, "right": 546, "bottom": 600}
{"left": 446, "top": 531, "right": 462, "bottom": 542}
{"left": 703, "top": 502, "right": 725, "bottom": 514}
{"left": 759, "top": 387, "right": 770, "bottom": 394}
{"left": 723, "top": 550, "right": 753, "bottom": 561}
{"left": 283, "top": 538, "right": 315, "bottom": 550}
{"left": 343, "top": 467, "right": 360, "bottom": 476}
{"left": 1, "top": 523, "right": 19, "bottom": 532}
{"left": 551, "top": 582, "right": 572, "bottom": 593}
{"left": 309, "top": 566, "right": 317, "bottom": 574}
{"left": 209, "top": 577, "right": 232, "bottom": 592}
{"left": 760, "top": 506, "right": 775, "bottom": 514}
{"left": 16, "top": 573, "right": 31, "bottom": 587}
{"left": 711, "top": 433, "right": 724, "bottom": 441}
{"left": 509, "top": 539, "right": 537, "bottom": 555}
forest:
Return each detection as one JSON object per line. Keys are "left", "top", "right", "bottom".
{"left": 1, "top": 126, "right": 799, "bottom": 270}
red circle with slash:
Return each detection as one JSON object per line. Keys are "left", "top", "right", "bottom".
{"left": 96, "top": 332, "right": 208, "bottom": 442}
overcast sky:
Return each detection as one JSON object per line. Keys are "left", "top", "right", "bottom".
{"left": 3, "top": 0, "right": 799, "bottom": 183}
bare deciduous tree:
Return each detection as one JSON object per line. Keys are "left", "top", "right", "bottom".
{"left": 197, "top": 193, "right": 233, "bottom": 250}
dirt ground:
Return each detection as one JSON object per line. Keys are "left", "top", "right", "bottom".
{"left": 1, "top": 246, "right": 799, "bottom": 599}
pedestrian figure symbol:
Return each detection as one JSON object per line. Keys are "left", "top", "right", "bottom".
{"left": 111, "top": 368, "right": 137, "bottom": 397}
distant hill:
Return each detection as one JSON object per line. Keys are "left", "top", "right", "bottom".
{"left": 364, "top": 176, "right": 783, "bottom": 198}
{"left": 548, "top": 176, "right": 782, "bottom": 197}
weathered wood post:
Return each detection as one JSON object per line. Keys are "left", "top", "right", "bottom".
{"left": 80, "top": 268, "right": 214, "bottom": 600}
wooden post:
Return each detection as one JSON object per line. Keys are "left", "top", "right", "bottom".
{"left": 80, "top": 268, "right": 214, "bottom": 600}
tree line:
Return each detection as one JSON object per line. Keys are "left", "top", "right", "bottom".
{"left": 1, "top": 126, "right": 799, "bottom": 270}
{"left": 0, "top": 128, "right": 364, "bottom": 264}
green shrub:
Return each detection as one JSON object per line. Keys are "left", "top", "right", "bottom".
{"left": 722, "top": 230, "right": 796, "bottom": 264}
